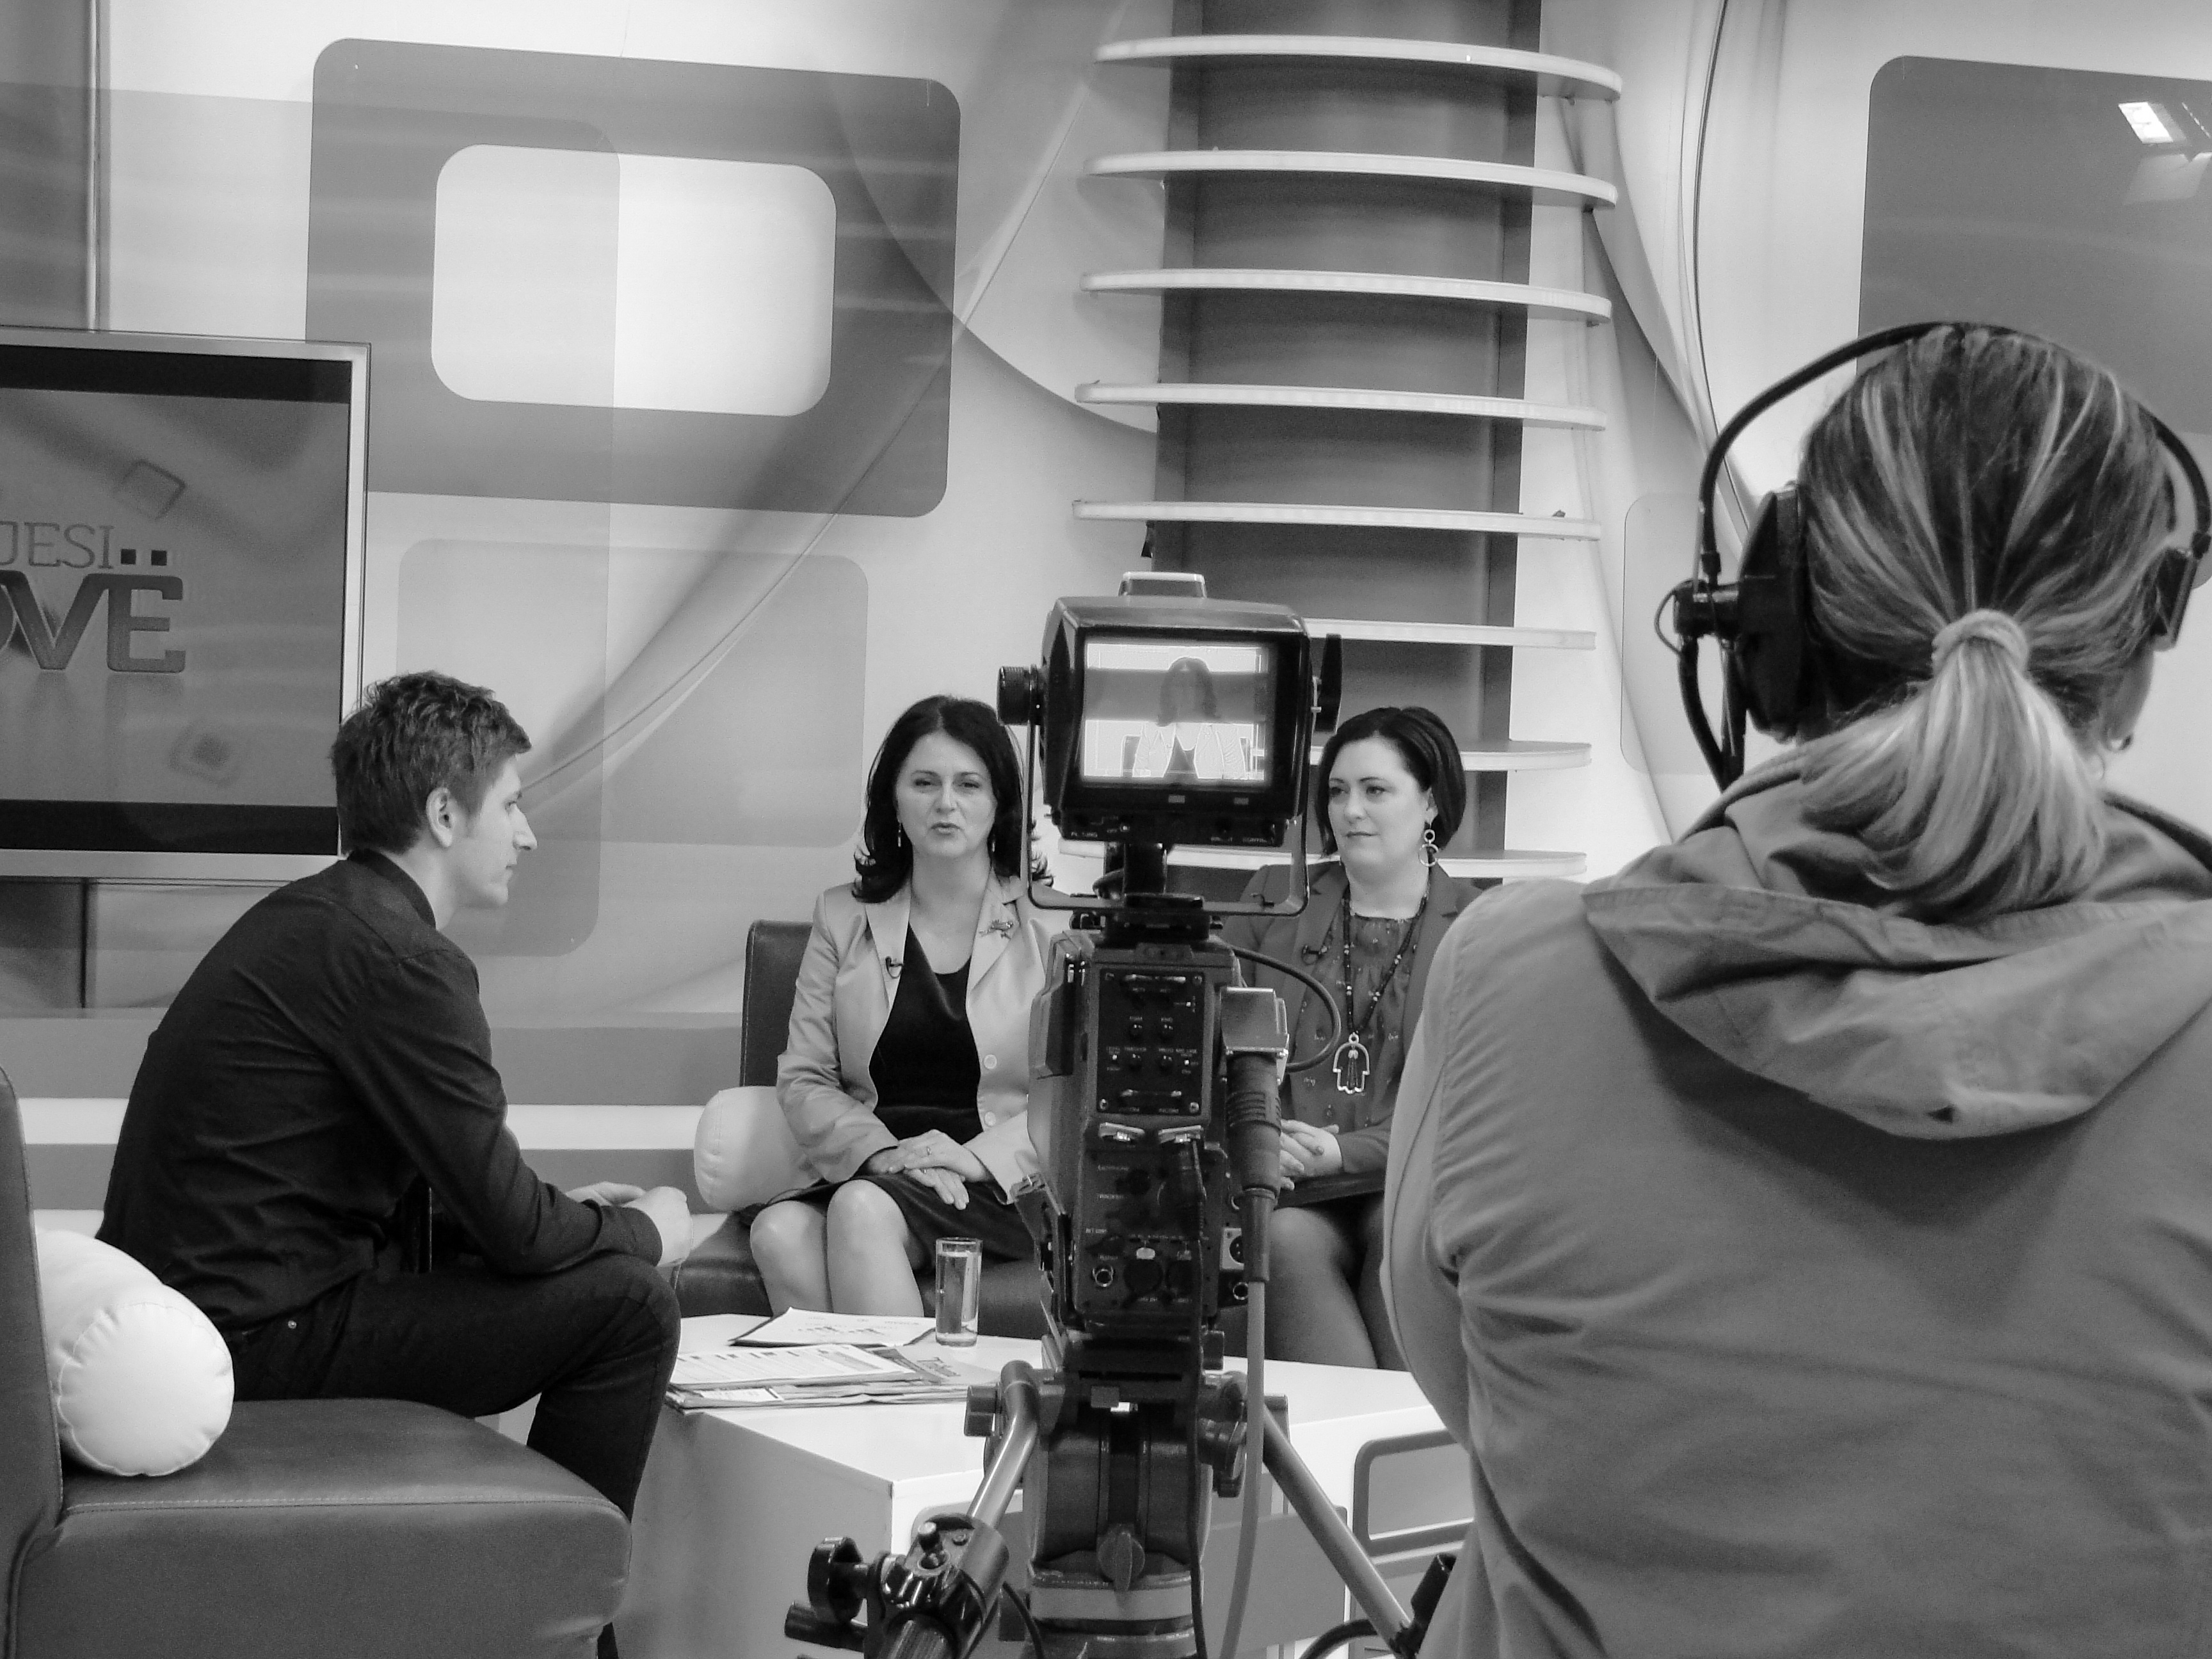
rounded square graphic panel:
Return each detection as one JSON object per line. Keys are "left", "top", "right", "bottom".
{"left": 431, "top": 145, "right": 622, "bottom": 410}
{"left": 308, "top": 40, "right": 956, "bottom": 515}
{"left": 432, "top": 147, "right": 837, "bottom": 418}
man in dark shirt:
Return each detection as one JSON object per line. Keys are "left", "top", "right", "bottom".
{"left": 101, "top": 671, "right": 691, "bottom": 1537}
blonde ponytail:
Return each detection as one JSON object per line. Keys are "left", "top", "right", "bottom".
{"left": 1799, "top": 610, "right": 2106, "bottom": 918}
{"left": 1789, "top": 326, "right": 2173, "bottom": 922}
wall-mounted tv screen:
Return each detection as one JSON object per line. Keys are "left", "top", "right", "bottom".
{"left": 0, "top": 326, "right": 366, "bottom": 878}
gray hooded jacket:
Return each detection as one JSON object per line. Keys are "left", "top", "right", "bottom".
{"left": 1386, "top": 760, "right": 2212, "bottom": 1658}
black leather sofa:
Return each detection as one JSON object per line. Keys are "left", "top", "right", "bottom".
{"left": 1, "top": 1067, "right": 631, "bottom": 1659}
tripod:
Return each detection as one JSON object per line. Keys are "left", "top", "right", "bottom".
{"left": 786, "top": 1297, "right": 1454, "bottom": 1659}
{"left": 789, "top": 849, "right": 1454, "bottom": 1658}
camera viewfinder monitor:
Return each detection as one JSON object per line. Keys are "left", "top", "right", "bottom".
{"left": 1032, "top": 595, "right": 1312, "bottom": 848}
{"left": 1078, "top": 638, "right": 1276, "bottom": 789}
{"left": 0, "top": 326, "right": 367, "bottom": 879}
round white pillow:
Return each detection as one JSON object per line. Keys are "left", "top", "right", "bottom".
{"left": 34, "top": 1228, "right": 233, "bottom": 1477}
{"left": 693, "top": 1085, "right": 811, "bottom": 1213}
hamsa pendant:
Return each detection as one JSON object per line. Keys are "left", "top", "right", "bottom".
{"left": 1333, "top": 1035, "right": 1371, "bottom": 1095}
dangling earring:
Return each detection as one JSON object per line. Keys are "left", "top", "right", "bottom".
{"left": 1422, "top": 823, "right": 1439, "bottom": 869}
{"left": 895, "top": 824, "right": 906, "bottom": 849}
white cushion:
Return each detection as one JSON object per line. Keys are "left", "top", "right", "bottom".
{"left": 35, "top": 1229, "right": 233, "bottom": 1477}
{"left": 693, "top": 1085, "right": 810, "bottom": 1212}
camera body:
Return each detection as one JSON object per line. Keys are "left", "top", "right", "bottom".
{"left": 1023, "top": 929, "right": 1249, "bottom": 1386}
{"left": 789, "top": 581, "right": 1337, "bottom": 1659}
{"left": 986, "top": 577, "right": 1328, "bottom": 1648}
{"left": 1000, "top": 579, "right": 1323, "bottom": 1370}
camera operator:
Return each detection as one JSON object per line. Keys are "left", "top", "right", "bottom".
{"left": 1386, "top": 326, "right": 2212, "bottom": 1654}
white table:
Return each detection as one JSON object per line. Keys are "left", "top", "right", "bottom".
{"left": 619, "top": 1318, "right": 1464, "bottom": 1659}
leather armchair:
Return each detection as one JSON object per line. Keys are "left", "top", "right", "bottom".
{"left": 2, "top": 1068, "right": 631, "bottom": 1659}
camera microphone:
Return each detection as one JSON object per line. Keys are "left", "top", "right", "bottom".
{"left": 1218, "top": 986, "right": 1290, "bottom": 1283}
{"left": 1223, "top": 1054, "right": 1281, "bottom": 1281}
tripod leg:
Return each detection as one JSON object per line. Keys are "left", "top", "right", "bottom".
{"left": 1260, "top": 1411, "right": 1409, "bottom": 1649}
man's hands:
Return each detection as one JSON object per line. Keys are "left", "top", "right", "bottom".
{"left": 1278, "top": 1121, "right": 1345, "bottom": 1187}
{"left": 621, "top": 1185, "right": 695, "bottom": 1269}
{"left": 864, "top": 1130, "right": 990, "bottom": 1210}
{"left": 566, "top": 1180, "right": 693, "bottom": 1267}
{"left": 565, "top": 1181, "right": 646, "bottom": 1207}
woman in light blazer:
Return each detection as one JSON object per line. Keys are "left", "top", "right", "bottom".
{"left": 750, "top": 696, "right": 1057, "bottom": 1314}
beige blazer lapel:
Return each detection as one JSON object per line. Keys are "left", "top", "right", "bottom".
{"left": 861, "top": 888, "right": 911, "bottom": 1002}
{"left": 967, "top": 876, "right": 1021, "bottom": 993}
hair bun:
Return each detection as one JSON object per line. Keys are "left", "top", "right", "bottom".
{"left": 1930, "top": 609, "right": 2030, "bottom": 674}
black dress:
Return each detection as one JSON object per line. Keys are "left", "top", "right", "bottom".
{"left": 845, "top": 928, "right": 1033, "bottom": 1262}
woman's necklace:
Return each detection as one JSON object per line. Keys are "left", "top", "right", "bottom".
{"left": 1331, "top": 883, "right": 1428, "bottom": 1095}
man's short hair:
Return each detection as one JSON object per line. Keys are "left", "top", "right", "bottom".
{"left": 330, "top": 671, "right": 532, "bottom": 855}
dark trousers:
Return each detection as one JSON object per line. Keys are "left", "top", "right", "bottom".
{"left": 227, "top": 1251, "right": 681, "bottom": 1518}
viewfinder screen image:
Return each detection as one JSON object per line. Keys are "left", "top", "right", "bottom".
{"left": 0, "top": 341, "right": 355, "bottom": 855}
{"left": 1078, "top": 638, "right": 1273, "bottom": 787}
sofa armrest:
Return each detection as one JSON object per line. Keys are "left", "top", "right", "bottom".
{"left": 693, "top": 1086, "right": 808, "bottom": 1213}
{"left": 669, "top": 1215, "right": 772, "bottom": 1318}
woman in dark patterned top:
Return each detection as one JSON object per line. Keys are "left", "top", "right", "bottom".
{"left": 1224, "top": 707, "right": 1477, "bottom": 1366}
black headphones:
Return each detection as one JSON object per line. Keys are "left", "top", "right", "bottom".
{"left": 1669, "top": 321, "right": 2212, "bottom": 787}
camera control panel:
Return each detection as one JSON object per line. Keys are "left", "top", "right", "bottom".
{"left": 1098, "top": 970, "right": 1205, "bottom": 1115}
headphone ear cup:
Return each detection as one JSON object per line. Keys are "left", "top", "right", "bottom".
{"left": 1731, "top": 488, "right": 1813, "bottom": 737}
{"left": 2147, "top": 545, "right": 2195, "bottom": 648}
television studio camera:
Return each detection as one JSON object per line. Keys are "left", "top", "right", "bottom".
{"left": 785, "top": 575, "right": 1454, "bottom": 1659}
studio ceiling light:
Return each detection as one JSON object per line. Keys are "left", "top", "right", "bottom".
{"left": 2120, "top": 100, "right": 2181, "bottom": 145}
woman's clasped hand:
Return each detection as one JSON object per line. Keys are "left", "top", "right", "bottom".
{"left": 862, "top": 1130, "right": 987, "bottom": 1207}
{"left": 1276, "top": 1121, "right": 1343, "bottom": 1184}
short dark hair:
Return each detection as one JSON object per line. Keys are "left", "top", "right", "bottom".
{"left": 854, "top": 695, "right": 1025, "bottom": 902}
{"left": 331, "top": 671, "right": 533, "bottom": 855}
{"left": 1314, "top": 705, "right": 1466, "bottom": 855}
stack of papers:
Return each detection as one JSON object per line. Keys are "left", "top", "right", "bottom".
{"left": 729, "top": 1309, "right": 937, "bottom": 1347}
{"left": 666, "top": 1341, "right": 972, "bottom": 1410}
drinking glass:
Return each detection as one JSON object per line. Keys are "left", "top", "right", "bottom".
{"left": 934, "top": 1237, "right": 982, "bottom": 1346}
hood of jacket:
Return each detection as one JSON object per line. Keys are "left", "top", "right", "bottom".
{"left": 1582, "top": 760, "right": 2212, "bottom": 1139}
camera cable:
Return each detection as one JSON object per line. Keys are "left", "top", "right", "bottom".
{"left": 1219, "top": 1272, "right": 1267, "bottom": 1659}
{"left": 1217, "top": 1041, "right": 1285, "bottom": 1659}
{"left": 1004, "top": 1585, "right": 1049, "bottom": 1658}
{"left": 1184, "top": 1137, "right": 1213, "bottom": 1659}
{"left": 1300, "top": 1616, "right": 1380, "bottom": 1659}
{"left": 1222, "top": 943, "right": 1344, "bottom": 1073}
